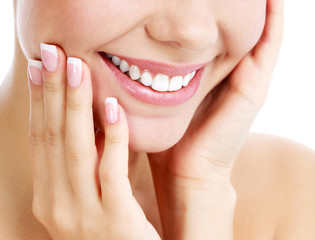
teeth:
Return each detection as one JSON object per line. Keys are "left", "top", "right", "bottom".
{"left": 112, "top": 56, "right": 121, "bottom": 66}
{"left": 108, "top": 54, "right": 197, "bottom": 92}
{"left": 120, "top": 60, "right": 129, "bottom": 72}
{"left": 152, "top": 74, "right": 169, "bottom": 92}
{"left": 190, "top": 71, "right": 196, "bottom": 79}
{"left": 183, "top": 71, "right": 196, "bottom": 87}
{"left": 129, "top": 65, "right": 141, "bottom": 80}
{"left": 141, "top": 71, "right": 153, "bottom": 86}
{"left": 169, "top": 76, "right": 183, "bottom": 91}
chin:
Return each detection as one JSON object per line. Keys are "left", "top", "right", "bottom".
{"left": 128, "top": 131, "right": 181, "bottom": 153}
{"left": 126, "top": 113, "right": 190, "bottom": 153}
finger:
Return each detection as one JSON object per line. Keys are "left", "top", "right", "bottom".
{"left": 198, "top": 0, "right": 285, "bottom": 156}
{"left": 28, "top": 60, "right": 50, "bottom": 196}
{"left": 253, "top": 0, "right": 284, "bottom": 72}
{"left": 192, "top": 82, "right": 258, "bottom": 172}
{"left": 99, "top": 98, "right": 132, "bottom": 208}
{"left": 65, "top": 58, "right": 99, "bottom": 205}
{"left": 41, "top": 44, "right": 72, "bottom": 196}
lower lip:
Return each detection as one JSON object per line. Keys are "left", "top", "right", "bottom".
{"left": 100, "top": 54, "right": 204, "bottom": 106}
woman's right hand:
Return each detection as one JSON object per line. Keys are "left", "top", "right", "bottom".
{"left": 27, "top": 45, "right": 160, "bottom": 240}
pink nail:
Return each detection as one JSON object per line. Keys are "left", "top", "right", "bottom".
{"left": 67, "top": 57, "right": 82, "bottom": 88}
{"left": 28, "top": 60, "right": 43, "bottom": 85}
{"left": 41, "top": 43, "right": 58, "bottom": 72}
{"left": 105, "top": 97, "right": 118, "bottom": 124}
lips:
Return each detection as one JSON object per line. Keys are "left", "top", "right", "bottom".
{"left": 99, "top": 52, "right": 207, "bottom": 106}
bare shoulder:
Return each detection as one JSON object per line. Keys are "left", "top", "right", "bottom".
{"left": 231, "top": 133, "right": 315, "bottom": 240}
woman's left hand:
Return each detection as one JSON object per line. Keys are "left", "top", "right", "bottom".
{"left": 148, "top": 0, "right": 283, "bottom": 239}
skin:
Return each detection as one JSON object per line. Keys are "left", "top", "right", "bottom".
{"left": 16, "top": 0, "right": 266, "bottom": 152}
{"left": 0, "top": 0, "right": 314, "bottom": 239}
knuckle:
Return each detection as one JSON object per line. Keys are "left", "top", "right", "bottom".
{"left": 78, "top": 215, "right": 97, "bottom": 236}
{"left": 65, "top": 145, "right": 84, "bottom": 163}
{"left": 30, "top": 92, "right": 43, "bottom": 104}
{"left": 29, "top": 129, "right": 45, "bottom": 146}
{"left": 44, "top": 78, "right": 62, "bottom": 94}
{"left": 105, "top": 135, "right": 122, "bottom": 145}
{"left": 233, "top": 86, "right": 259, "bottom": 110}
{"left": 228, "top": 76, "right": 266, "bottom": 111}
{"left": 99, "top": 166, "right": 122, "bottom": 185}
{"left": 49, "top": 209, "right": 75, "bottom": 234}
{"left": 67, "top": 97, "right": 84, "bottom": 111}
{"left": 45, "top": 127, "right": 65, "bottom": 146}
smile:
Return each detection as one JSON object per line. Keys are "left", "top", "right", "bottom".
{"left": 100, "top": 52, "right": 207, "bottom": 106}
{"left": 105, "top": 54, "right": 196, "bottom": 92}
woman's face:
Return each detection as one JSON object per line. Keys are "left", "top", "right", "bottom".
{"left": 16, "top": 0, "right": 266, "bottom": 152}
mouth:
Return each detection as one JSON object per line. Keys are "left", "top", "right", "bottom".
{"left": 100, "top": 52, "right": 207, "bottom": 106}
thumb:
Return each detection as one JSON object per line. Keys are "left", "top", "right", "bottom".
{"left": 99, "top": 97, "right": 132, "bottom": 207}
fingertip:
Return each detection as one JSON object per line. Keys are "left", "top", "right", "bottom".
{"left": 105, "top": 97, "right": 118, "bottom": 125}
{"left": 104, "top": 98, "right": 128, "bottom": 128}
{"left": 80, "top": 60, "right": 93, "bottom": 91}
{"left": 67, "top": 57, "right": 83, "bottom": 88}
{"left": 104, "top": 97, "right": 129, "bottom": 145}
{"left": 82, "top": 61, "right": 92, "bottom": 79}
{"left": 28, "top": 59, "right": 43, "bottom": 86}
{"left": 40, "top": 43, "right": 67, "bottom": 74}
{"left": 100, "top": 98, "right": 130, "bottom": 199}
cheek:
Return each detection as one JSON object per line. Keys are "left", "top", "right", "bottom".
{"left": 219, "top": 1, "right": 266, "bottom": 58}
{"left": 16, "top": 0, "right": 105, "bottom": 58}
{"left": 16, "top": 0, "right": 151, "bottom": 59}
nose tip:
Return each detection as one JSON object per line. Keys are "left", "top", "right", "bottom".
{"left": 145, "top": 6, "right": 218, "bottom": 52}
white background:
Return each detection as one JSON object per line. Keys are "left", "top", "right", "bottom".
{"left": 0, "top": 1, "right": 314, "bottom": 151}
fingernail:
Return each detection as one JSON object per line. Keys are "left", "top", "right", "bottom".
{"left": 28, "top": 60, "right": 43, "bottom": 85}
{"left": 105, "top": 97, "right": 118, "bottom": 124}
{"left": 67, "top": 57, "right": 82, "bottom": 88}
{"left": 41, "top": 43, "right": 58, "bottom": 72}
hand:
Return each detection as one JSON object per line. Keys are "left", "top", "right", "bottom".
{"left": 27, "top": 46, "right": 160, "bottom": 240}
{"left": 148, "top": 0, "right": 284, "bottom": 239}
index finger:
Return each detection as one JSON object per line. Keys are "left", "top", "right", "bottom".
{"left": 253, "top": 0, "right": 284, "bottom": 72}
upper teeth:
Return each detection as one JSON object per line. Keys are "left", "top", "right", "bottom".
{"left": 107, "top": 55, "right": 196, "bottom": 92}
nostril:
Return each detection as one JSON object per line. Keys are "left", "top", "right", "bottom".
{"left": 144, "top": 9, "right": 218, "bottom": 52}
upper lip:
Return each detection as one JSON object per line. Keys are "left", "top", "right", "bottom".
{"left": 100, "top": 52, "right": 209, "bottom": 76}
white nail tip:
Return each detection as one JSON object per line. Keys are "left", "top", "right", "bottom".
{"left": 67, "top": 57, "right": 82, "bottom": 69}
{"left": 105, "top": 97, "right": 118, "bottom": 106}
{"left": 40, "top": 43, "right": 58, "bottom": 57}
{"left": 28, "top": 59, "right": 43, "bottom": 70}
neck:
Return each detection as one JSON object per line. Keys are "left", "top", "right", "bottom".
{"left": 0, "top": 40, "right": 45, "bottom": 238}
{"left": 0, "top": 39, "right": 32, "bottom": 183}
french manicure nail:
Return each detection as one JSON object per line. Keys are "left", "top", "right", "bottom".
{"left": 28, "top": 60, "right": 43, "bottom": 85}
{"left": 105, "top": 97, "right": 118, "bottom": 124}
{"left": 41, "top": 43, "right": 58, "bottom": 72}
{"left": 67, "top": 57, "right": 82, "bottom": 88}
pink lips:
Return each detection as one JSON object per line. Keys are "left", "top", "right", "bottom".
{"left": 100, "top": 53, "right": 206, "bottom": 106}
